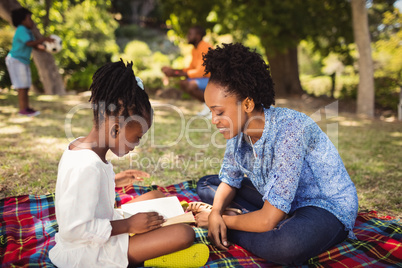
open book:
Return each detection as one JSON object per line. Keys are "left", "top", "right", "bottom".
{"left": 117, "top": 196, "right": 195, "bottom": 227}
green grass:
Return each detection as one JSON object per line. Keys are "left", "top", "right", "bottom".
{"left": 0, "top": 90, "right": 401, "bottom": 219}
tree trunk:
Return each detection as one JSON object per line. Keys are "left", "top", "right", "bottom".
{"left": 266, "top": 47, "right": 304, "bottom": 97}
{"left": 0, "top": 0, "right": 65, "bottom": 95}
{"left": 351, "top": 0, "right": 375, "bottom": 117}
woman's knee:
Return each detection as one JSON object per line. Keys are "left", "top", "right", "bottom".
{"left": 196, "top": 175, "right": 219, "bottom": 204}
{"left": 255, "top": 241, "right": 310, "bottom": 266}
{"left": 197, "top": 175, "right": 219, "bottom": 188}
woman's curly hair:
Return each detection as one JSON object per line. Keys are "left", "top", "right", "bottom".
{"left": 203, "top": 43, "right": 275, "bottom": 109}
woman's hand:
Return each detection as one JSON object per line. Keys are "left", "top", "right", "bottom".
{"left": 114, "top": 169, "right": 150, "bottom": 187}
{"left": 208, "top": 210, "right": 230, "bottom": 250}
{"left": 126, "top": 212, "right": 165, "bottom": 234}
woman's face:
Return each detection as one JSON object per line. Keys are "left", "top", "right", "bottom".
{"left": 204, "top": 82, "right": 247, "bottom": 140}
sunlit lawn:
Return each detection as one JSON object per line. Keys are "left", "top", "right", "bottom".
{"left": 0, "top": 90, "right": 401, "bottom": 219}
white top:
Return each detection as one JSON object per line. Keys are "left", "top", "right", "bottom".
{"left": 49, "top": 141, "right": 129, "bottom": 268}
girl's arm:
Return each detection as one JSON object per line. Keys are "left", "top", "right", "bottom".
{"left": 222, "top": 200, "right": 286, "bottom": 232}
{"left": 26, "top": 37, "right": 53, "bottom": 49}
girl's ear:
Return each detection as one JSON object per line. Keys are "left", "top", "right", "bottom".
{"left": 243, "top": 97, "right": 255, "bottom": 113}
{"left": 110, "top": 123, "right": 120, "bottom": 139}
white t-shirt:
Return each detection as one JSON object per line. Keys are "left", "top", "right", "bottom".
{"left": 49, "top": 142, "right": 129, "bottom": 268}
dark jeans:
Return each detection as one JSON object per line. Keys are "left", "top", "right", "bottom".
{"left": 197, "top": 175, "right": 348, "bottom": 266}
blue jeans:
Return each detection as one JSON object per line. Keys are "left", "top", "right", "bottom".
{"left": 187, "top": 78, "right": 209, "bottom": 90}
{"left": 197, "top": 175, "right": 348, "bottom": 266}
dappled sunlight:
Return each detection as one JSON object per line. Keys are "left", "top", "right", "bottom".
{"left": 8, "top": 116, "right": 32, "bottom": 124}
{"left": 0, "top": 106, "right": 18, "bottom": 114}
{"left": 389, "top": 131, "right": 402, "bottom": 138}
{"left": 63, "top": 99, "right": 88, "bottom": 106}
{"left": 36, "top": 95, "right": 61, "bottom": 102}
{"left": 32, "top": 137, "right": 67, "bottom": 152}
{"left": 28, "top": 117, "right": 61, "bottom": 127}
{"left": 339, "top": 120, "right": 365, "bottom": 127}
{"left": 153, "top": 116, "right": 177, "bottom": 124}
{"left": 0, "top": 125, "right": 25, "bottom": 135}
{"left": 391, "top": 140, "right": 402, "bottom": 146}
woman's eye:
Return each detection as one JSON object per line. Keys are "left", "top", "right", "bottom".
{"left": 216, "top": 112, "right": 223, "bottom": 116}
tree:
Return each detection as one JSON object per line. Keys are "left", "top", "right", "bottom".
{"left": 160, "top": 0, "right": 354, "bottom": 96}
{"left": 351, "top": 0, "right": 375, "bottom": 117}
{"left": 0, "top": 0, "right": 65, "bottom": 95}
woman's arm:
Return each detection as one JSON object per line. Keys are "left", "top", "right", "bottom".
{"left": 211, "top": 182, "right": 237, "bottom": 214}
{"left": 222, "top": 200, "right": 286, "bottom": 233}
{"left": 208, "top": 182, "right": 236, "bottom": 250}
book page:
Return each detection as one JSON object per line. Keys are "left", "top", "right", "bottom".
{"left": 121, "top": 196, "right": 185, "bottom": 219}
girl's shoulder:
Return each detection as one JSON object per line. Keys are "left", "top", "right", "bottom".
{"left": 61, "top": 148, "right": 110, "bottom": 170}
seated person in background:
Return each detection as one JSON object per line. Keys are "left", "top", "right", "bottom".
{"left": 162, "top": 25, "right": 212, "bottom": 116}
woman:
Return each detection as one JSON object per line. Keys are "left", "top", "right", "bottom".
{"left": 192, "top": 43, "right": 358, "bottom": 266}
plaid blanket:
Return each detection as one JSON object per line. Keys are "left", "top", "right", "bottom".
{"left": 1, "top": 181, "right": 401, "bottom": 267}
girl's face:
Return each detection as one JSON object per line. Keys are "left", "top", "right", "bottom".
{"left": 22, "top": 14, "right": 34, "bottom": 29}
{"left": 204, "top": 82, "right": 248, "bottom": 140}
{"left": 108, "top": 115, "right": 151, "bottom": 157}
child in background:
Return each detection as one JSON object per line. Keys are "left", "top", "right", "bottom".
{"left": 5, "top": 7, "right": 53, "bottom": 116}
{"left": 49, "top": 60, "right": 209, "bottom": 267}
{"left": 192, "top": 43, "right": 358, "bottom": 266}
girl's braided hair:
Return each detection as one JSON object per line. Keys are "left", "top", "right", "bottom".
{"left": 89, "top": 59, "right": 152, "bottom": 128}
{"left": 11, "top": 7, "right": 32, "bottom": 27}
{"left": 203, "top": 43, "right": 275, "bottom": 109}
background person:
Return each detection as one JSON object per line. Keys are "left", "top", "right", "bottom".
{"left": 161, "top": 25, "right": 212, "bottom": 116}
{"left": 5, "top": 7, "right": 53, "bottom": 116}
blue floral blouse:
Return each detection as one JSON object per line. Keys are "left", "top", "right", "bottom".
{"left": 219, "top": 107, "right": 358, "bottom": 239}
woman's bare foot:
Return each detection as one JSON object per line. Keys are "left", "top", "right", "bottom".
{"left": 186, "top": 202, "right": 242, "bottom": 228}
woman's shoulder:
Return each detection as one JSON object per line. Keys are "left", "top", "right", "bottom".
{"left": 267, "top": 107, "right": 311, "bottom": 126}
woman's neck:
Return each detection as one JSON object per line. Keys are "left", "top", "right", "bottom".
{"left": 243, "top": 109, "right": 265, "bottom": 144}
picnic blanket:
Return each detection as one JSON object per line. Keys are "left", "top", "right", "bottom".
{"left": 1, "top": 181, "right": 401, "bottom": 267}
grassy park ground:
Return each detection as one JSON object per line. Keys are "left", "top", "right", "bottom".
{"left": 0, "top": 89, "right": 401, "bottom": 219}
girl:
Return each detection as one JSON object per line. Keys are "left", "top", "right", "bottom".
{"left": 6, "top": 7, "right": 53, "bottom": 116}
{"left": 192, "top": 43, "right": 358, "bottom": 266}
{"left": 49, "top": 60, "right": 208, "bottom": 267}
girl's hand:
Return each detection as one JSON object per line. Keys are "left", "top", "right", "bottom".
{"left": 36, "top": 44, "right": 45, "bottom": 50}
{"left": 208, "top": 210, "right": 229, "bottom": 250}
{"left": 114, "top": 169, "right": 150, "bottom": 187}
{"left": 127, "top": 212, "right": 165, "bottom": 234}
